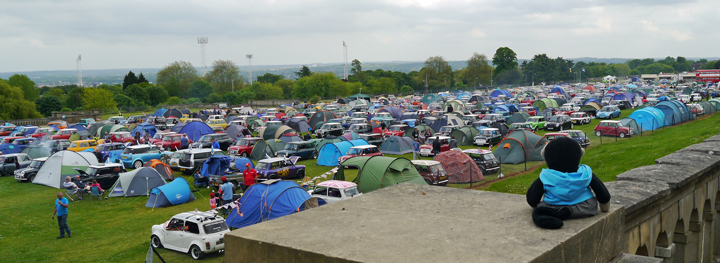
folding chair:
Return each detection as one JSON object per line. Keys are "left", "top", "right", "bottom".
{"left": 90, "top": 186, "right": 103, "bottom": 200}
{"left": 64, "top": 186, "right": 80, "bottom": 201}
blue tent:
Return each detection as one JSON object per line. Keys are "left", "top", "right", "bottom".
{"left": 628, "top": 108, "right": 665, "bottom": 131}
{"left": 178, "top": 121, "right": 214, "bottom": 142}
{"left": 631, "top": 77, "right": 639, "bottom": 82}
{"left": 655, "top": 100, "right": 693, "bottom": 126}
{"left": 151, "top": 108, "right": 167, "bottom": 117}
{"left": 401, "top": 119, "right": 417, "bottom": 127}
{"left": 489, "top": 89, "right": 512, "bottom": 98}
{"left": 492, "top": 105, "right": 510, "bottom": 113}
{"left": 201, "top": 155, "right": 232, "bottom": 178}
{"left": 317, "top": 139, "right": 369, "bottom": 166}
{"left": 66, "top": 124, "right": 88, "bottom": 131}
{"left": 225, "top": 180, "right": 319, "bottom": 229}
{"left": 130, "top": 123, "right": 157, "bottom": 137}
{"left": 170, "top": 122, "right": 187, "bottom": 133}
{"left": 232, "top": 157, "right": 254, "bottom": 173}
{"left": 145, "top": 177, "right": 196, "bottom": 208}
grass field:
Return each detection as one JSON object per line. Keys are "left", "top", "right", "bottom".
{"left": 4, "top": 106, "right": 718, "bottom": 262}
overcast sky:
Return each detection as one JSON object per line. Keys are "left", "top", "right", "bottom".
{"left": 1, "top": 0, "right": 717, "bottom": 72}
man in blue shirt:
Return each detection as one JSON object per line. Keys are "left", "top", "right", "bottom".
{"left": 211, "top": 139, "right": 220, "bottom": 150}
{"left": 180, "top": 134, "right": 189, "bottom": 149}
{"left": 52, "top": 192, "right": 71, "bottom": 239}
{"left": 412, "top": 139, "right": 421, "bottom": 160}
{"left": 219, "top": 176, "right": 235, "bottom": 205}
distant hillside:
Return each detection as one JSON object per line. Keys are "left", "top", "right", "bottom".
{"left": 2, "top": 57, "right": 717, "bottom": 86}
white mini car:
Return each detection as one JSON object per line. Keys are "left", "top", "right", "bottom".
{"left": 308, "top": 180, "right": 362, "bottom": 204}
{"left": 151, "top": 211, "right": 230, "bottom": 260}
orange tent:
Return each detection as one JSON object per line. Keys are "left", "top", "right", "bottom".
{"left": 144, "top": 159, "right": 174, "bottom": 181}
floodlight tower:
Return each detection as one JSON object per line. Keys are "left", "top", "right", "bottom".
{"left": 343, "top": 41, "right": 348, "bottom": 80}
{"left": 76, "top": 55, "right": 83, "bottom": 87}
{"left": 246, "top": 54, "right": 253, "bottom": 85}
{"left": 198, "top": 37, "right": 208, "bottom": 75}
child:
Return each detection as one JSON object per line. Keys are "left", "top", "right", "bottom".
{"left": 526, "top": 137, "right": 611, "bottom": 229}
{"left": 209, "top": 192, "right": 219, "bottom": 209}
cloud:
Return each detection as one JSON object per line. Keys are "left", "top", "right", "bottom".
{"left": 470, "top": 29, "right": 486, "bottom": 38}
{"left": 639, "top": 20, "right": 659, "bottom": 32}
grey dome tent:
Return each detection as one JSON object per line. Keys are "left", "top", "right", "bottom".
{"left": 430, "top": 114, "right": 463, "bottom": 132}
{"left": 450, "top": 126, "right": 480, "bottom": 146}
{"left": 108, "top": 167, "right": 167, "bottom": 197}
{"left": 618, "top": 118, "right": 640, "bottom": 135}
{"left": 378, "top": 136, "right": 414, "bottom": 155}
{"left": 493, "top": 130, "right": 547, "bottom": 164}
{"left": 403, "top": 124, "right": 435, "bottom": 138}
{"left": 491, "top": 122, "right": 510, "bottom": 137}
{"left": 506, "top": 112, "right": 531, "bottom": 125}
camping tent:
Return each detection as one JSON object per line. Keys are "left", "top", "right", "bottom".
{"left": 87, "top": 122, "right": 106, "bottom": 137}
{"left": 698, "top": 101, "right": 717, "bottom": 115}
{"left": 492, "top": 130, "right": 547, "bottom": 164}
{"left": 317, "top": 139, "right": 369, "bottom": 166}
{"left": 430, "top": 114, "right": 463, "bottom": 132}
{"left": 151, "top": 108, "right": 167, "bottom": 117}
{"left": 532, "top": 98, "right": 559, "bottom": 112}
{"left": 130, "top": 123, "right": 158, "bottom": 137}
{"left": 506, "top": 112, "right": 531, "bottom": 125}
{"left": 491, "top": 122, "right": 510, "bottom": 137}
{"left": 618, "top": 118, "right": 641, "bottom": 135}
{"left": 163, "top": 108, "right": 183, "bottom": 119}
{"left": 201, "top": 155, "right": 233, "bottom": 178}
{"left": 450, "top": 126, "right": 480, "bottom": 146}
{"left": 259, "top": 125, "right": 296, "bottom": 140}
{"left": 309, "top": 110, "right": 337, "bottom": 130}
{"left": 347, "top": 93, "right": 371, "bottom": 101}
{"left": 225, "top": 180, "right": 320, "bottom": 229}
{"left": 286, "top": 118, "right": 312, "bottom": 133}
{"left": 178, "top": 121, "right": 214, "bottom": 142}
{"left": 433, "top": 150, "right": 484, "bottom": 183}
{"left": 378, "top": 106, "right": 405, "bottom": 119}
{"left": 378, "top": 136, "right": 414, "bottom": 155}
{"left": 313, "top": 137, "right": 344, "bottom": 151}
{"left": 249, "top": 140, "right": 276, "bottom": 161}
{"left": 655, "top": 100, "right": 693, "bottom": 126}
{"left": 231, "top": 157, "right": 255, "bottom": 173}
{"left": 225, "top": 124, "right": 249, "bottom": 141}
{"left": 340, "top": 132, "right": 360, "bottom": 141}
{"left": 108, "top": 167, "right": 167, "bottom": 197}
{"left": 333, "top": 156, "right": 427, "bottom": 193}
{"left": 145, "top": 177, "right": 196, "bottom": 208}
{"left": 628, "top": 108, "right": 665, "bottom": 131}
{"left": 144, "top": 159, "right": 174, "bottom": 181}
{"left": 403, "top": 124, "right": 435, "bottom": 138}
{"left": 97, "top": 124, "right": 129, "bottom": 137}
{"left": 33, "top": 150, "right": 99, "bottom": 188}
{"left": 443, "top": 100, "right": 465, "bottom": 112}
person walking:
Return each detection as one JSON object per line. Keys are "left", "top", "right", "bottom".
{"left": 219, "top": 176, "right": 235, "bottom": 205}
{"left": 242, "top": 163, "right": 257, "bottom": 192}
{"left": 180, "top": 134, "right": 189, "bottom": 150}
{"left": 449, "top": 136, "right": 458, "bottom": 149}
{"left": 412, "top": 139, "right": 421, "bottom": 160}
{"left": 432, "top": 136, "right": 442, "bottom": 156}
{"left": 52, "top": 192, "right": 71, "bottom": 239}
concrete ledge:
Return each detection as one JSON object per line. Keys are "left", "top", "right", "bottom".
{"left": 610, "top": 253, "right": 663, "bottom": 263}
{"left": 225, "top": 184, "right": 622, "bottom": 263}
{"left": 605, "top": 180, "right": 669, "bottom": 215}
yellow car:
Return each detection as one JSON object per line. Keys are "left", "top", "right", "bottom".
{"left": 206, "top": 119, "right": 228, "bottom": 129}
{"left": 179, "top": 114, "right": 193, "bottom": 123}
{"left": 67, "top": 140, "right": 100, "bottom": 152}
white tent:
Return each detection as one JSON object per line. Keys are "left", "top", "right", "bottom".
{"left": 33, "top": 151, "right": 99, "bottom": 189}
{"left": 108, "top": 167, "right": 167, "bottom": 197}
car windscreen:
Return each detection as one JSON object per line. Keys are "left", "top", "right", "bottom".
{"left": 121, "top": 148, "right": 133, "bottom": 154}
{"left": 429, "top": 164, "right": 444, "bottom": 173}
{"left": 85, "top": 167, "right": 99, "bottom": 175}
{"left": 570, "top": 113, "right": 582, "bottom": 117}
{"left": 388, "top": 126, "right": 402, "bottom": 131}
{"left": 255, "top": 162, "right": 269, "bottom": 170}
{"left": 162, "top": 137, "right": 174, "bottom": 141}
{"left": 203, "top": 220, "right": 229, "bottom": 234}
{"left": 284, "top": 144, "right": 298, "bottom": 151}
{"left": 347, "top": 148, "right": 362, "bottom": 155}
{"left": 344, "top": 187, "right": 360, "bottom": 198}
{"left": 600, "top": 107, "right": 613, "bottom": 111}
{"left": 235, "top": 140, "right": 249, "bottom": 146}
{"left": 153, "top": 133, "right": 165, "bottom": 139}
{"left": 199, "top": 136, "right": 213, "bottom": 142}
{"left": 29, "top": 160, "right": 43, "bottom": 168}
{"left": 482, "top": 153, "right": 495, "bottom": 161}
{"left": 547, "top": 116, "right": 563, "bottom": 122}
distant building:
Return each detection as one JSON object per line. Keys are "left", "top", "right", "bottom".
{"left": 640, "top": 74, "right": 658, "bottom": 81}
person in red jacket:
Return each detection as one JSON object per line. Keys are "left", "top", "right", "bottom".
{"left": 242, "top": 163, "right": 257, "bottom": 191}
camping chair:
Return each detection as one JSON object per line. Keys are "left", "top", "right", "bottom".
{"left": 64, "top": 186, "right": 81, "bottom": 201}
{"left": 90, "top": 186, "right": 103, "bottom": 200}
{"left": 193, "top": 172, "right": 209, "bottom": 188}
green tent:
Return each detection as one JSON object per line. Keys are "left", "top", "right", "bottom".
{"left": 708, "top": 99, "right": 720, "bottom": 111}
{"left": 698, "top": 101, "right": 717, "bottom": 115}
{"left": 314, "top": 137, "right": 343, "bottom": 151}
{"left": 259, "top": 125, "right": 296, "bottom": 140}
{"left": 403, "top": 124, "right": 435, "bottom": 138}
{"left": 333, "top": 156, "right": 427, "bottom": 193}
{"left": 450, "top": 126, "right": 480, "bottom": 146}
{"left": 443, "top": 99, "right": 465, "bottom": 112}
{"left": 506, "top": 112, "right": 531, "bottom": 125}
{"left": 532, "top": 98, "right": 559, "bottom": 112}
{"left": 492, "top": 129, "right": 547, "bottom": 164}
{"left": 246, "top": 117, "right": 264, "bottom": 131}
{"left": 249, "top": 140, "right": 283, "bottom": 161}
{"left": 348, "top": 93, "right": 371, "bottom": 101}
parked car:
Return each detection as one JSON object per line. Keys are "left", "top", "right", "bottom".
{"left": 149, "top": 132, "right": 175, "bottom": 145}
{"left": 411, "top": 160, "right": 449, "bottom": 186}
{"left": 227, "top": 137, "right": 263, "bottom": 157}
{"left": 190, "top": 133, "right": 234, "bottom": 151}
{"left": 594, "top": 120, "right": 633, "bottom": 138}
{"left": 47, "top": 120, "right": 68, "bottom": 129}
{"left": 10, "top": 126, "right": 38, "bottom": 137}
{"left": 570, "top": 112, "right": 591, "bottom": 125}
{"left": 29, "top": 127, "right": 54, "bottom": 138}
{"left": 175, "top": 149, "right": 224, "bottom": 174}
{"left": 508, "top": 122, "right": 533, "bottom": 132}
{"left": 14, "top": 157, "right": 48, "bottom": 182}
{"left": 0, "top": 153, "right": 32, "bottom": 176}
{"left": 419, "top": 136, "right": 451, "bottom": 156}
{"left": 338, "top": 145, "right": 383, "bottom": 164}
{"left": 519, "top": 106, "right": 537, "bottom": 116}
{"left": 596, "top": 106, "right": 621, "bottom": 119}
{"left": 559, "top": 130, "right": 591, "bottom": 148}
{"left": 315, "top": 122, "right": 344, "bottom": 138}
{"left": 383, "top": 124, "right": 409, "bottom": 138}
{"left": 473, "top": 128, "right": 502, "bottom": 146}
{"left": 358, "top": 133, "right": 384, "bottom": 147}
{"left": 0, "top": 136, "right": 24, "bottom": 145}
{"left": 1, "top": 137, "right": 37, "bottom": 154}
{"left": 120, "top": 145, "right": 172, "bottom": 169}
{"left": 477, "top": 114, "right": 504, "bottom": 127}
{"left": 689, "top": 104, "right": 704, "bottom": 117}
{"left": 544, "top": 115, "right": 573, "bottom": 131}
{"left": 107, "top": 116, "right": 126, "bottom": 124}
{"left": 436, "top": 125, "right": 462, "bottom": 137}
{"left": 462, "top": 149, "right": 500, "bottom": 175}
{"left": 125, "top": 115, "right": 143, "bottom": 124}
{"left": 347, "top": 123, "right": 373, "bottom": 134}
{"left": 461, "top": 114, "right": 480, "bottom": 125}
{"left": 155, "top": 134, "right": 192, "bottom": 151}
{"left": 75, "top": 163, "right": 127, "bottom": 190}
{"left": 350, "top": 112, "right": 369, "bottom": 119}
{"left": 542, "top": 133, "right": 570, "bottom": 142}
{"left": 255, "top": 157, "right": 306, "bottom": 180}
{"left": 110, "top": 131, "right": 136, "bottom": 144}
{"left": 67, "top": 139, "right": 100, "bottom": 152}
{"left": 556, "top": 105, "right": 576, "bottom": 116}
{"left": 0, "top": 126, "right": 16, "bottom": 136}
{"left": 95, "top": 142, "right": 127, "bottom": 162}
{"left": 205, "top": 119, "right": 228, "bottom": 129}
{"left": 307, "top": 180, "right": 362, "bottom": 204}
{"left": 151, "top": 211, "right": 230, "bottom": 260}
{"left": 50, "top": 128, "right": 78, "bottom": 140}
{"left": 525, "top": 116, "right": 547, "bottom": 131}
{"left": 276, "top": 141, "right": 318, "bottom": 160}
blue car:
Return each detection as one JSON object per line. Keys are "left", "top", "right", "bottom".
{"left": 120, "top": 145, "right": 172, "bottom": 169}
{"left": 597, "top": 106, "right": 621, "bottom": 119}
{"left": 96, "top": 142, "right": 128, "bottom": 162}
{"left": 0, "top": 137, "right": 37, "bottom": 155}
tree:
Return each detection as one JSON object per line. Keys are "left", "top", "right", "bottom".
{"left": 113, "top": 94, "right": 134, "bottom": 108}
{"left": 400, "top": 85, "right": 414, "bottom": 95}
{"left": 492, "top": 47, "right": 518, "bottom": 77}
{"left": 83, "top": 88, "right": 117, "bottom": 110}
{"left": 256, "top": 73, "right": 284, "bottom": 84}
{"left": 146, "top": 85, "right": 169, "bottom": 106}
{"left": 45, "top": 88, "right": 65, "bottom": 98}
{"left": 8, "top": 74, "right": 39, "bottom": 101}
{"left": 35, "top": 96, "right": 62, "bottom": 117}
{"left": 494, "top": 69, "right": 522, "bottom": 85}
{"left": 64, "top": 87, "right": 84, "bottom": 110}
{"left": 463, "top": 53, "right": 492, "bottom": 86}
{"left": 206, "top": 60, "right": 243, "bottom": 94}
{"left": 350, "top": 59, "right": 364, "bottom": 83}
{"left": 0, "top": 80, "right": 42, "bottom": 120}
{"left": 156, "top": 61, "right": 198, "bottom": 98}
{"left": 238, "top": 91, "right": 254, "bottom": 103}
{"left": 189, "top": 79, "right": 213, "bottom": 100}
{"left": 293, "top": 72, "right": 349, "bottom": 99}
{"left": 137, "top": 72, "right": 148, "bottom": 84}
{"left": 123, "top": 71, "right": 138, "bottom": 89}
{"left": 165, "top": 96, "right": 182, "bottom": 105}
{"left": 627, "top": 59, "right": 642, "bottom": 70}
{"left": 366, "top": 77, "right": 397, "bottom": 95}
{"left": 275, "top": 79, "right": 295, "bottom": 99}
{"left": 98, "top": 84, "right": 122, "bottom": 96}
{"left": 415, "top": 56, "right": 452, "bottom": 91}
{"left": 124, "top": 84, "right": 149, "bottom": 106}
{"left": 295, "top": 65, "right": 312, "bottom": 79}
{"left": 249, "top": 83, "right": 283, "bottom": 100}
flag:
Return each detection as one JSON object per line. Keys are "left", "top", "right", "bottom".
{"left": 582, "top": 68, "right": 585, "bottom": 72}
{"left": 570, "top": 68, "right": 572, "bottom": 73}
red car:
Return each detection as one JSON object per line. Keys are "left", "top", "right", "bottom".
{"left": 419, "top": 136, "right": 451, "bottom": 156}
{"left": 594, "top": 120, "right": 633, "bottom": 138}
{"left": 30, "top": 128, "right": 54, "bottom": 138}
{"left": 383, "top": 124, "right": 409, "bottom": 138}
{"left": 0, "top": 136, "right": 24, "bottom": 144}
{"left": 227, "top": 137, "right": 263, "bottom": 157}
{"left": 338, "top": 145, "right": 383, "bottom": 164}
{"left": 149, "top": 132, "right": 175, "bottom": 145}
{"left": 555, "top": 106, "right": 575, "bottom": 116}
{"left": 542, "top": 133, "right": 569, "bottom": 142}
{"left": 0, "top": 126, "right": 16, "bottom": 137}
{"left": 110, "top": 132, "right": 136, "bottom": 144}
{"left": 50, "top": 129, "right": 78, "bottom": 140}
{"left": 154, "top": 134, "right": 192, "bottom": 151}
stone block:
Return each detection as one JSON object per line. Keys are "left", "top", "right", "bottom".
{"left": 654, "top": 243, "right": 675, "bottom": 258}
{"left": 689, "top": 221, "right": 701, "bottom": 232}
{"left": 673, "top": 233, "right": 688, "bottom": 244}
{"left": 605, "top": 180, "right": 669, "bottom": 215}
{"left": 655, "top": 151, "right": 720, "bottom": 188}
{"left": 703, "top": 135, "right": 720, "bottom": 142}
{"left": 610, "top": 253, "right": 663, "bottom": 263}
